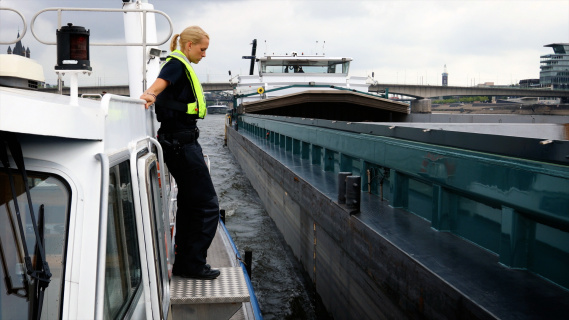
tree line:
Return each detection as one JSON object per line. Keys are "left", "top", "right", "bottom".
{"left": 433, "top": 96, "right": 490, "bottom": 104}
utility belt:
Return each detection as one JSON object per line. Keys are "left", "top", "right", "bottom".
{"left": 158, "top": 127, "right": 200, "bottom": 149}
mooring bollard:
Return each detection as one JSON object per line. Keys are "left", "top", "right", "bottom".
{"left": 245, "top": 250, "right": 252, "bottom": 279}
{"left": 337, "top": 172, "right": 352, "bottom": 204}
{"left": 346, "top": 176, "right": 361, "bottom": 214}
{"left": 220, "top": 209, "right": 226, "bottom": 224}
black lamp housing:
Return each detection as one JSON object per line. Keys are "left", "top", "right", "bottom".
{"left": 55, "top": 23, "right": 92, "bottom": 71}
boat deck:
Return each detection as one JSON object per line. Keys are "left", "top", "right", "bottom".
{"left": 234, "top": 126, "right": 569, "bottom": 319}
{"left": 169, "top": 223, "right": 252, "bottom": 320}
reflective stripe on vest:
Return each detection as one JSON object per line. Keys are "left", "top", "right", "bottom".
{"left": 164, "top": 50, "right": 206, "bottom": 118}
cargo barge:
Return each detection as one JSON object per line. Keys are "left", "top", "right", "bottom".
{"left": 226, "top": 47, "right": 569, "bottom": 319}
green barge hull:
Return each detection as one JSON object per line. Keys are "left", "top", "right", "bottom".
{"left": 226, "top": 113, "right": 569, "bottom": 319}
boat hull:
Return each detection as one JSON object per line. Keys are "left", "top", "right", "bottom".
{"left": 226, "top": 115, "right": 569, "bottom": 319}
{"left": 227, "top": 125, "right": 491, "bottom": 319}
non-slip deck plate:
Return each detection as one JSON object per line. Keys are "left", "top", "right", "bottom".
{"left": 170, "top": 267, "right": 250, "bottom": 304}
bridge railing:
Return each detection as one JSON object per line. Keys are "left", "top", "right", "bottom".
{"left": 369, "top": 83, "right": 569, "bottom": 99}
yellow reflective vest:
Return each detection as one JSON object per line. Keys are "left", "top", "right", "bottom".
{"left": 164, "top": 50, "right": 207, "bottom": 118}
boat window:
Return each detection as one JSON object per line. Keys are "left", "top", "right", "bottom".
{"left": 0, "top": 170, "right": 70, "bottom": 320}
{"left": 341, "top": 61, "right": 350, "bottom": 74}
{"left": 104, "top": 160, "right": 142, "bottom": 319}
{"left": 146, "top": 161, "right": 168, "bottom": 315}
{"left": 261, "top": 60, "right": 350, "bottom": 74}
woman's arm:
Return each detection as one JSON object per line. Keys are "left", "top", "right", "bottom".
{"left": 140, "top": 78, "right": 169, "bottom": 108}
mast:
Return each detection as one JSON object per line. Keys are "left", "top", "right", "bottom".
{"left": 122, "top": 0, "right": 160, "bottom": 98}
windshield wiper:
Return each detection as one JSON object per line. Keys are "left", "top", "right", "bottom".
{"left": 30, "top": 205, "right": 47, "bottom": 319}
{"left": 0, "top": 132, "right": 51, "bottom": 320}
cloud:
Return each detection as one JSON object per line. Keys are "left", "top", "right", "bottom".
{"left": 1, "top": 0, "right": 568, "bottom": 87}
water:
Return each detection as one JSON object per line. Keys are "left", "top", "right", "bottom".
{"left": 198, "top": 114, "right": 328, "bottom": 319}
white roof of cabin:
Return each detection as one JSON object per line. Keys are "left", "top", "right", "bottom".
{"left": 0, "top": 86, "right": 152, "bottom": 154}
{"left": 0, "top": 54, "right": 45, "bottom": 82}
{"left": 0, "top": 86, "right": 103, "bottom": 140}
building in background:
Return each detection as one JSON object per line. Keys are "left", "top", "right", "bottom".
{"left": 540, "top": 43, "right": 569, "bottom": 90}
{"left": 442, "top": 64, "right": 448, "bottom": 86}
{"left": 476, "top": 82, "right": 495, "bottom": 87}
{"left": 6, "top": 32, "right": 30, "bottom": 58}
{"left": 519, "top": 79, "right": 540, "bottom": 88}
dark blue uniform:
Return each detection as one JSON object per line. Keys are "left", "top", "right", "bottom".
{"left": 156, "top": 58, "right": 219, "bottom": 277}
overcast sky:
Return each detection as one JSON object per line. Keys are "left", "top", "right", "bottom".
{"left": 1, "top": 0, "right": 568, "bottom": 87}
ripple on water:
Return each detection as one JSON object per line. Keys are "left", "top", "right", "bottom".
{"left": 198, "top": 115, "right": 328, "bottom": 319}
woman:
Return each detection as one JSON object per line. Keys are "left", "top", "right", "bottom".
{"left": 140, "top": 26, "right": 220, "bottom": 280}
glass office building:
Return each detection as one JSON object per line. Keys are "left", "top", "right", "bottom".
{"left": 540, "top": 43, "right": 569, "bottom": 89}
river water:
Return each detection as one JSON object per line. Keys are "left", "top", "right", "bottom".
{"left": 198, "top": 114, "right": 328, "bottom": 319}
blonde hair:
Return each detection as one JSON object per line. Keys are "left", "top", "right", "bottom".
{"left": 170, "top": 26, "right": 209, "bottom": 52}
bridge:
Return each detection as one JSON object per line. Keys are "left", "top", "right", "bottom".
{"left": 41, "top": 82, "right": 569, "bottom": 99}
{"left": 40, "top": 83, "right": 569, "bottom": 113}
{"left": 368, "top": 83, "right": 569, "bottom": 99}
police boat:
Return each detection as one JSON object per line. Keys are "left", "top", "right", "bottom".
{"left": 0, "top": 2, "right": 261, "bottom": 319}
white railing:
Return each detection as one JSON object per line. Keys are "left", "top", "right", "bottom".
{"left": 30, "top": 7, "right": 174, "bottom": 93}
{"left": 30, "top": 7, "right": 172, "bottom": 46}
{"left": 0, "top": 8, "right": 27, "bottom": 44}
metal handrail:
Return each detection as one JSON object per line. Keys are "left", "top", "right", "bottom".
{"left": 94, "top": 153, "right": 109, "bottom": 320}
{"left": 128, "top": 138, "right": 153, "bottom": 319}
{"left": 236, "top": 84, "right": 382, "bottom": 99}
{"left": 0, "top": 8, "right": 27, "bottom": 45}
{"left": 30, "top": 7, "right": 173, "bottom": 46}
{"left": 30, "top": 7, "right": 173, "bottom": 93}
{"left": 148, "top": 137, "right": 168, "bottom": 228}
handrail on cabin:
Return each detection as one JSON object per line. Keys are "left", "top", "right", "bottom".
{"left": 235, "top": 84, "right": 384, "bottom": 99}
{"left": 30, "top": 7, "right": 173, "bottom": 47}
{"left": 0, "top": 8, "right": 27, "bottom": 45}
{"left": 29, "top": 7, "right": 173, "bottom": 94}
{"left": 93, "top": 153, "right": 109, "bottom": 320}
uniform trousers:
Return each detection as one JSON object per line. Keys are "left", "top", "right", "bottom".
{"left": 163, "top": 139, "right": 219, "bottom": 274}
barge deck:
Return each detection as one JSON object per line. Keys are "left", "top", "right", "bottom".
{"left": 226, "top": 114, "right": 569, "bottom": 319}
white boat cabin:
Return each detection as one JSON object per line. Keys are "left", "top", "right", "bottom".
{"left": 1, "top": 2, "right": 259, "bottom": 320}
{"left": 234, "top": 53, "right": 370, "bottom": 104}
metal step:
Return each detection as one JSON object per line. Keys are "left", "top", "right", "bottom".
{"left": 170, "top": 267, "right": 250, "bottom": 319}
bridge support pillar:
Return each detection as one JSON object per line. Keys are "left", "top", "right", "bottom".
{"left": 410, "top": 99, "right": 431, "bottom": 113}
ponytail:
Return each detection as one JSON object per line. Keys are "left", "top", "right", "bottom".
{"left": 170, "top": 34, "right": 180, "bottom": 52}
